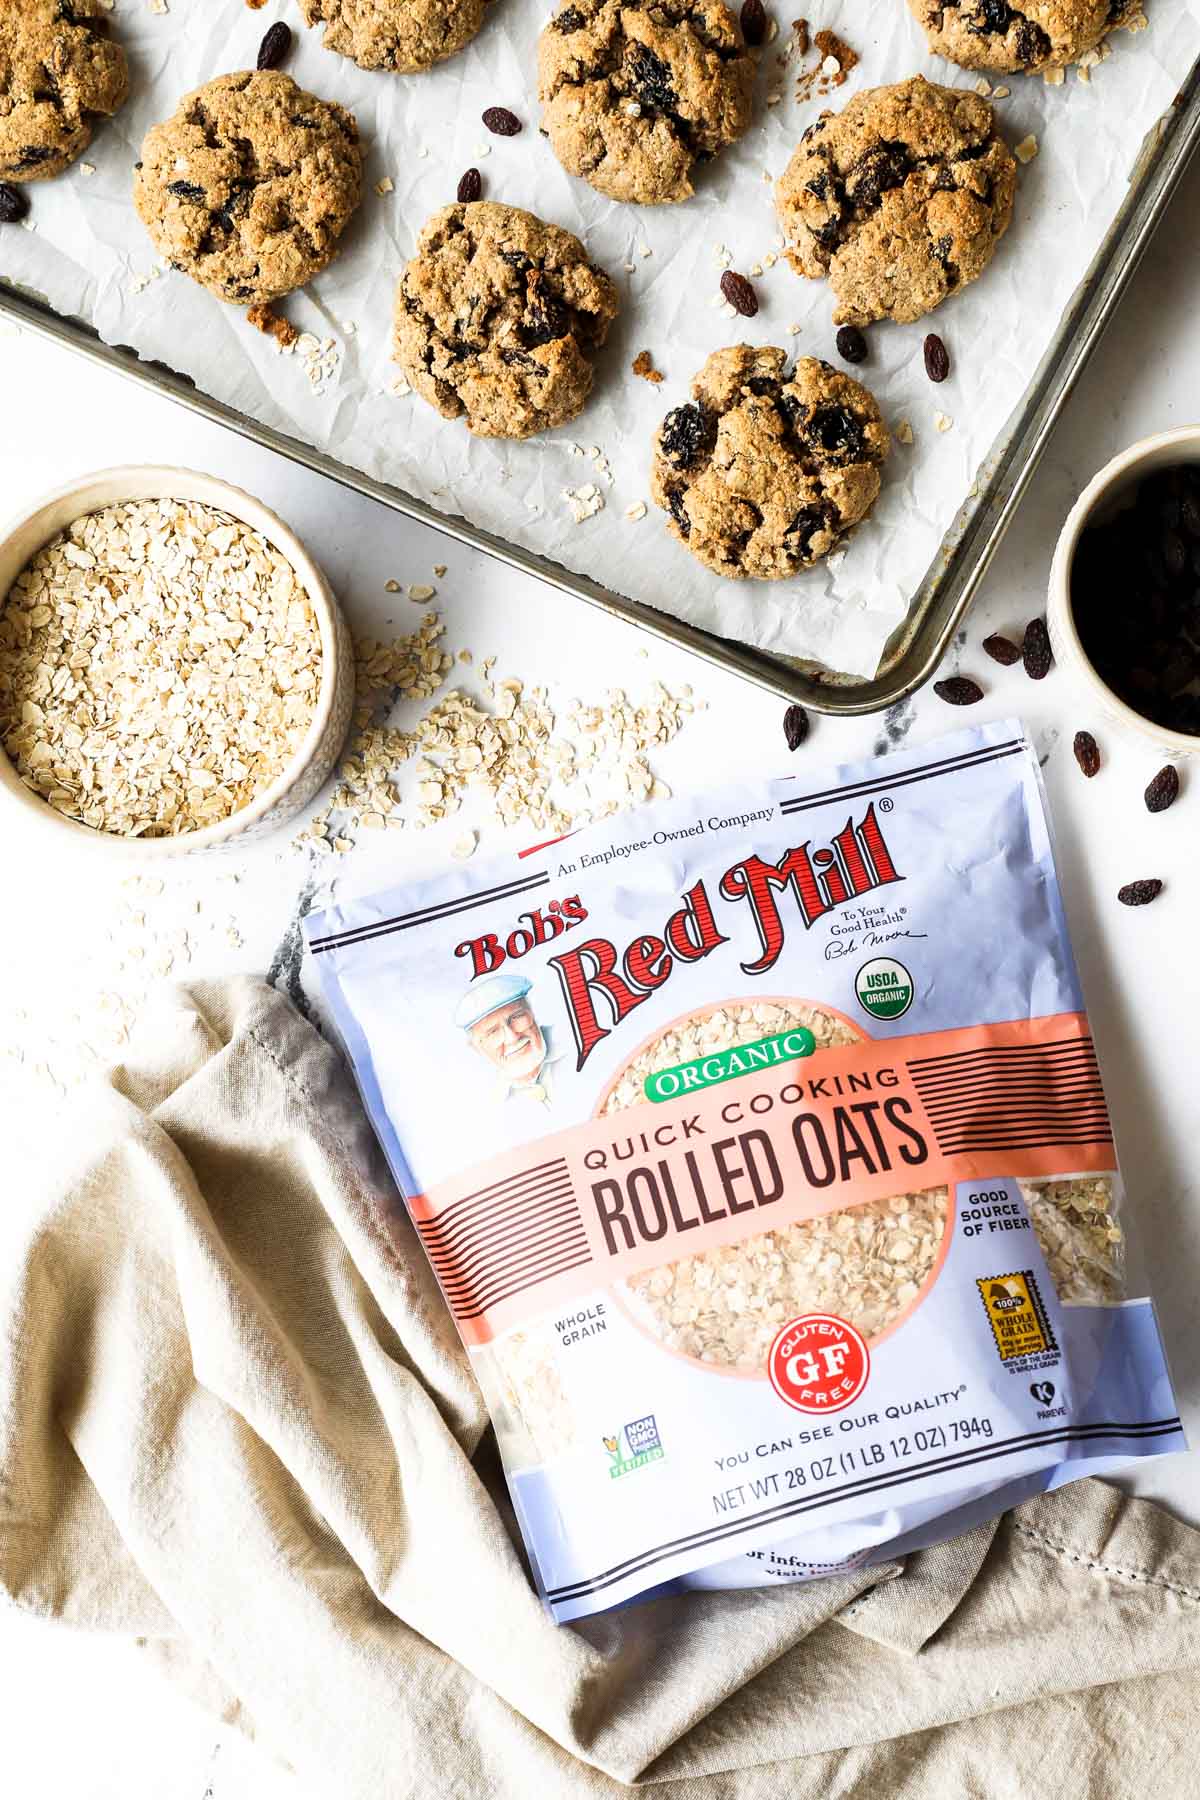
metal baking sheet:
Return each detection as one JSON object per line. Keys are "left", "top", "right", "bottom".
{"left": 2, "top": 54, "right": 1198, "bottom": 715}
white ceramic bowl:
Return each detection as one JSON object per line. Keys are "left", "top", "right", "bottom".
{"left": 0, "top": 466, "right": 354, "bottom": 855}
{"left": 1048, "top": 426, "right": 1200, "bottom": 758}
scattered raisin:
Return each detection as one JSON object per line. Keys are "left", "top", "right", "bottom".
{"left": 835, "top": 325, "right": 867, "bottom": 364}
{"left": 256, "top": 21, "right": 292, "bottom": 69}
{"left": 783, "top": 703, "right": 810, "bottom": 751}
{"left": 982, "top": 632, "right": 1021, "bottom": 666}
{"left": 1144, "top": 764, "right": 1180, "bottom": 813}
{"left": 1073, "top": 731, "right": 1100, "bottom": 778}
{"left": 720, "top": 271, "right": 758, "bottom": 317}
{"left": 934, "top": 676, "right": 984, "bottom": 706}
{"left": 923, "top": 333, "right": 950, "bottom": 383}
{"left": 1022, "top": 616, "right": 1053, "bottom": 680}
{"left": 482, "top": 107, "right": 522, "bottom": 136}
{"left": 740, "top": 0, "right": 768, "bottom": 45}
{"left": 0, "top": 182, "right": 29, "bottom": 224}
{"left": 457, "top": 167, "right": 482, "bottom": 203}
{"left": 1117, "top": 879, "right": 1163, "bottom": 906}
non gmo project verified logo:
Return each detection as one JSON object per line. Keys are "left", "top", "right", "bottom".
{"left": 603, "top": 1415, "right": 665, "bottom": 1479}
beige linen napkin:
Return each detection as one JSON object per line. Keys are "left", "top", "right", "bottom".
{"left": 2, "top": 977, "right": 1198, "bottom": 1797}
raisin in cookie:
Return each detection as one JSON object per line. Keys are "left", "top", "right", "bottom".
{"left": 537, "top": 0, "right": 755, "bottom": 206}
{"left": 650, "top": 345, "right": 890, "bottom": 580}
{"left": 907, "top": 0, "right": 1144, "bottom": 75}
{"left": 134, "top": 73, "right": 362, "bottom": 307}
{"left": 0, "top": 0, "right": 128, "bottom": 183}
{"left": 298, "top": 0, "right": 488, "bottom": 74}
{"left": 393, "top": 202, "right": 619, "bottom": 439}
{"left": 775, "top": 76, "right": 1016, "bottom": 327}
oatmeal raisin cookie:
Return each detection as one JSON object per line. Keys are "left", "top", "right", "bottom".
{"left": 650, "top": 345, "right": 890, "bottom": 579}
{"left": 775, "top": 74, "right": 1017, "bottom": 326}
{"left": 538, "top": 0, "right": 755, "bottom": 205}
{"left": 393, "top": 201, "right": 619, "bottom": 439}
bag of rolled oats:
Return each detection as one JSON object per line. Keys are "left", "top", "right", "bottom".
{"left": 307, "top": 720, "right": 1183, "bottom": 1623}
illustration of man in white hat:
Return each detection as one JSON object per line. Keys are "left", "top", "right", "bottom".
{"left": 454, "top": 973, "right": 561, "bottom": 1103}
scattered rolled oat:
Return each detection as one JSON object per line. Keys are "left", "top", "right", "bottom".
{"left": 408, "top": 584, "right": 436, "bottom": 602}
{"left": 562, "top": 484, "right": 604, "bottom": 524}
{"left": 295, "top": 642, "right": 696, "bottom": 854}
{"left": 625, "top": 500, "right": 648, "bottom": 521}
{"left": 0, "top": 499, "right": 321, "bottom": 838}
{"left": 1015, "top": 135, "right": 1039, "bottom": 164}
{"left": 934, "top": 412, "right": 953, "bottom": 433}
{"left": 894, "top": 419, "right": 915, "bottom": 446}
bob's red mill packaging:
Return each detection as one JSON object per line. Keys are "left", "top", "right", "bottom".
{"left": 306, "top": 722, "right": 1183, "bottom": 1623}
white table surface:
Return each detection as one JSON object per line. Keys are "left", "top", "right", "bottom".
{"left": 3, "top": 143, "right": 1200, "bottom": 1796}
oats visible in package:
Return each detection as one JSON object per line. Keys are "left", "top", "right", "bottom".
{"left": 307, "top": 722, "right": 1183, "bottom": 1623}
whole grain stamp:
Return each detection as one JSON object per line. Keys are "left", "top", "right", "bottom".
{"left": 134, "top": 72, "right": 363, "bottom": 305}
{"left": 907, "top": 0, "right": 1148, "bottom": 75}
{"left": 0, "top": 0, "right": 128, "bottom": 184}
{"left": 297, "top": 0, "right": 488, "bottom": 73}
{"left": 776, "top": 75, "right": 1017, "bottom": 326}
{"left": 310, "top": 720, "right": 1180, "bottom": 1624}
{"left": 537, "top": 0, "right": 755, "bottom": 205}
{"left": 650, "top": 345, "right": 890, "bottom": 577}
{"left": 393, "top": 201, "right": 619, "bottom": 438}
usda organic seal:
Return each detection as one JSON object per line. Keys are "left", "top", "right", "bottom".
{"left": 855, "top": 956, "right": 914, "bottom": 1021}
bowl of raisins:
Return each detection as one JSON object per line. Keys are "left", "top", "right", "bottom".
{"left": 1049, "top": 426, "right": 1200, "bottom": 755}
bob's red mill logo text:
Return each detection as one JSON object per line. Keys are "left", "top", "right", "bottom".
{"left": 456, "top": 804, "right": 901, "bottom": 1070}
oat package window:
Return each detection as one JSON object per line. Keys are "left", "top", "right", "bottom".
{"left": 308, "top": 723, "right": 1183, "bottom": 1623}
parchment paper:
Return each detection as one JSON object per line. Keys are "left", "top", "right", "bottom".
{"left": 1, "top": 0, "right": 1197, "bottom": 676}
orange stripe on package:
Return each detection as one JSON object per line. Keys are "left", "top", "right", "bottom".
{"left": 308, "top": 722, "right": 1183, "bottom": 1623}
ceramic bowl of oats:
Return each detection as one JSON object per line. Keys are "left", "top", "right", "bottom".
{"left": 0, "top": 467, "right": 353, "bottom": 854}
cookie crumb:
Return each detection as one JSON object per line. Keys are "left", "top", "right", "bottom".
{"left": 246, "top": 301, "right": 300, "bottom": 349}
{"left": 794, "top": 27, "right": 857, "bottom": 104}
{"left": 629, "top": 351, "right": 665, "bottom": 390}
{"left": 433, "top": 564, "right": 447, "bottom": 577}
